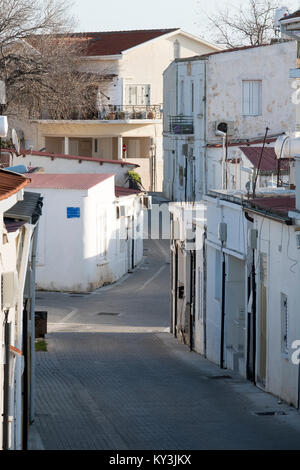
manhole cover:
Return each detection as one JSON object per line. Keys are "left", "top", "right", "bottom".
{"left": 209, "top": 375, "right": 232, "bottom": 380}
{"left": 97, "top": 312, "right": 120, "bottom": 316}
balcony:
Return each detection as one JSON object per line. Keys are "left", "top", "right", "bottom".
{"left": 168, "top": 116, "right": 194, "bottom": 135}
{"left": 36, "top": 105, "right": 163, "bottom": 122}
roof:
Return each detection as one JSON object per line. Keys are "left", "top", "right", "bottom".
{"left": 28, "top": 29, "right": 179, "bottom": 57}
{"left": 239, "top": 147, "right": 290, "bottom": 172}
{"left": 207, "top": 137, "right": 278, "bottom": 148}
{"left": 19, "top": 149, "right": 139, "bottom": 168}
{"left": 5, "top": 191, "right": 43, "bottom": 223}
{"left": 115, "top": 186, "right": 143, "bottom": 197}
{"left": 4, "top": 219, "right": 26, "bottom": 233}
{"left": 26, "top": 173, "right": 114, "bottom": 190}
{"left": 175, "top": 43, "right": 271, "bottom": 63}
{"left": 247, "top": 195, "right": 296, "bottom": 219}
{"left": 176, "top": 39, "right": 293, "bottom": 64}
{"left": 0, "top": 169, "right": 30, "bottom": 201}
{"left": 280, "top": 10, "right": 300, "bottom": 21}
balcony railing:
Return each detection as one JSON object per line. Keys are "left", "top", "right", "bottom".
{"left": 36, "top": 104, "right": 163, "bottom": 121}
{"left": 169, "top": 116, "right": 194, "bottom": 135}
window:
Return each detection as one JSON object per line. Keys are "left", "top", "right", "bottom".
{"left": 125, "top": 84, "right": 150, "bottom": 105}
{"left": 281, "top": 293, "right": 289, "bottom": 355}
{"left": 242, "top": 80, "right": 262, "bottom": 116}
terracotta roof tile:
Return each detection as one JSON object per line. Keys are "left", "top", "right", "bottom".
{"left": 28, "top": 29, "right": 179, "bottom": 56}
{"left": 0, "top": 169, "right": 30, "bottom": 201}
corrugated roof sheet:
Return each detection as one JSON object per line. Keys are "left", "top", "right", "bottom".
{"left": 0, "top": 169, "right": 30, "bottom": 201}
{"left": 27, "top": 29, "right": 179, "bottom": 56}
{"left": 239, "top": 147, "right": 290, "bottom": 171}
{"left": 5, "top": 191, "right": 42, "bottom": 222}
{"left": 26, "top": 173, "right": 114, "bottom": 190}
{"left": 248, "top": 195, "right": 296, "bottom": 218}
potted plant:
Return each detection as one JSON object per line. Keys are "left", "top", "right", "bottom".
{"left": 126, "top": 170, "right": 143, "bottom": 190}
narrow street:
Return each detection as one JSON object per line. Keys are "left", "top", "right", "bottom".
{"left": 30, "top": 236, "right": 300, "bottom": 450}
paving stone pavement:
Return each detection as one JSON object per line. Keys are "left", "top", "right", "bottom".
{"left": 30, "top": 236, "right": 300, "bottom": 450}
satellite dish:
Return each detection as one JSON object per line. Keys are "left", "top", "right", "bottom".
{"left": 12, "top": 128, "right": 20, "bottom": 155}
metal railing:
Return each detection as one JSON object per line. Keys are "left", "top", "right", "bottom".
{"left": 169, "top": 116, "right": 194, "bottom": 135}
{"left": 99, "top": 104, "right": 163, "bottom": 120}
{"left": 36, "top": 104, "right": 163, "bottom": 121}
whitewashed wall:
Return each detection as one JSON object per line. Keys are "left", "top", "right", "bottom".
{"left": 253, "top": 214, "right": 300, "bottom": 406}
{"left": 11, "top": 153, "right": 135, "bottom": 187}
{"left": 28, "top": 177, "right": 143, "bottom": 292}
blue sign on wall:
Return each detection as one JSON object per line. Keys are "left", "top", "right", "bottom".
{"left": 67, "top": 207, "right": 80, "bottom": 219}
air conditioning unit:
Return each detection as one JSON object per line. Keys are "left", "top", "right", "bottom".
{"left": 215, "top": 120, "right": 235, "bottom": 136}
{"left": 2, "top": 272, "right": 19, "bottom": 310}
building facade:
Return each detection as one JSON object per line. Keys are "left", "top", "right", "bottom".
{"left": 12, "top": 29, "right": 221, "bottom": 193}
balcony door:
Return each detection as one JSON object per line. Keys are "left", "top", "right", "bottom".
{"left": 125, "top": 85, "right": 150, "bottom": 106}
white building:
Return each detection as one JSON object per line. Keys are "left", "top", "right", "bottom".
{"left": 7, "top": 149, "right": 140, "bottom": 188}
{"left": 0, "top": 170, "right": 41, "bottom": 450}
{"left": 163, "top": 40, "right": 297, "bottom": 201}
{"left": 13, "top": 29, "right": 221, "bottom": 192}
{"left": 26, "top": 173, "right": 145, "bottom": 293}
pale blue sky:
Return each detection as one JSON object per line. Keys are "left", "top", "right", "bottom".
{"left": 71, "top": 0, "right": 246, "bottom": 36}
{"left": 71, "top": 0, "right": 299, "bottom": 40}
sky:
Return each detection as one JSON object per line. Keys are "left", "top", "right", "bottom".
{"left": 70, "top": 0, "right": 257, "bottom": 36}
{"left": 71, "top": 0, "right": 300, "bottom": 40}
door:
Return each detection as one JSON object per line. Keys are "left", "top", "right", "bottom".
{"left": 69, "top": 139, "right": 79, "bottom": 156}
{"left": 128, "top": 139, "right": 141, "bottom": 159}
{"left": 225, "top": 256, "right": 246, "bottom": 374}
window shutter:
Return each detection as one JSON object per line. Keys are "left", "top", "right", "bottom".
{"left": 242, "top": 80, "right": 262, "bottom": 116}
{"left": 243, "top": 81, "right": 250, "bottom": 115}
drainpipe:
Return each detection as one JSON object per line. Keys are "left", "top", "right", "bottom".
{"left": 2, "top": 312, "right": 11, "bottom": 450}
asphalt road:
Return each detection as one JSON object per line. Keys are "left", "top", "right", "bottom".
{"left": 30, "top": 237, "right": 300, "bottom": 450}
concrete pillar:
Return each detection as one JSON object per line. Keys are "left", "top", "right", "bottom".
{"left": 117, "top": 136, "right": 123, "bottom": 160}
{"left": 64, "top": 136, "right": 69, "bottom": 155}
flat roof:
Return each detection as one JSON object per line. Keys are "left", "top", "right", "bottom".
{"left": 26, "top": 173, "right": 114, "bottom": 190}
